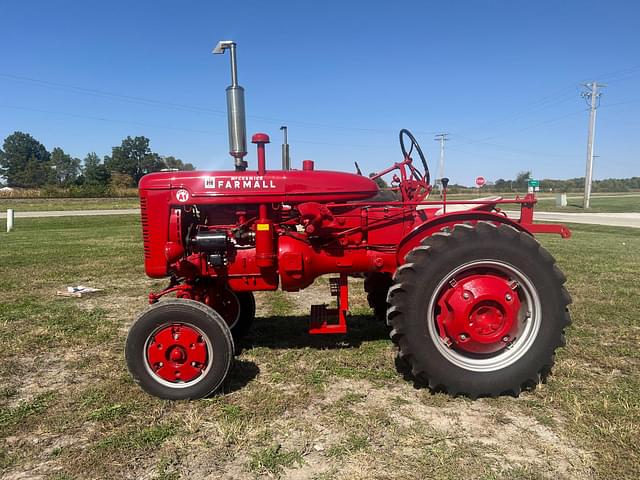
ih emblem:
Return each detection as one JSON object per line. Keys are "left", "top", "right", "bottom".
{"left": 175, "top": 189, "right": 190, "bottom": 202}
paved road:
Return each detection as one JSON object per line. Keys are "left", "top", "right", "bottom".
{"left": 2, "top": 208, "right": 639, "bottom": 228}
{"left": 503, "top": 210, "right": 640, "bottom": 228}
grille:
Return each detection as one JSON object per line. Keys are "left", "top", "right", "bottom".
{"left": 140, "top": 196, "right": 151, "bottom": 259}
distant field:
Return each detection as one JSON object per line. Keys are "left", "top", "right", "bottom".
{"left": 1, "top": 193, "right": 638, "bottom": 215}
{"left": 535, "top": 193, "right": 640, "bottom": 213}
{"left": 0, "top": 216, "right": 638, "bottom": 479}
{"left": 0, "top": 197, "right": 139, "bottom": 212}
{"left": 439, "top": 192, "right": 640, "bottom": 213}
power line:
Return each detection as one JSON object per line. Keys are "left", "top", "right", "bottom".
{"left": 0, "top": 73, "right": 228, "bottom": 116}
{"left": 0, "top": 72, "right": 439, "bottom": 136}
{"left": 450, "top": 108, "right": 587, "bottom": 155}
{"left": 0, "top": 103, "right": 398, "bottom": 150}
{"left": 599, "top": 98, "right": 640, "bottom": 108}
{"left": 594, "top": 64, "right": 640, "bottom": 82}
{"left": 447, "top": 62, "right": 640, "bottom": 140}
{"left": 451, "top": 86, "right": 577, "bottom": 137}
{"left": 0, "top": 104, "right": 224, "bottom": 135}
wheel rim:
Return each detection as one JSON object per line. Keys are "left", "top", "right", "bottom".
{"left": 427, "top": 260, "right": 541, "bottom": 372}
{"left": 144, "top": 323, "right": 213, "bottom": 388}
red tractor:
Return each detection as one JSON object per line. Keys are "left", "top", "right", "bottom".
{"left": 126, "top": 41, "right": 571, "bottom": 400}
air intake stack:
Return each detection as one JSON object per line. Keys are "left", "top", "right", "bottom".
{"left": 213, "top": 40, "right": 247, "bottom": 171}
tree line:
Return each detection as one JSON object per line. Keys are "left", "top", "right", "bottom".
{"left": 0, "top": 131, "right": 195, "bottom": 194}
{"left": 442, "top": 171, "right": 640, "bottom": 194}
{"left": 2, "top": 132, "right": 636, "bottom": 196}
{"left": 491, "top": 171, "right": 640, "bottom": 193}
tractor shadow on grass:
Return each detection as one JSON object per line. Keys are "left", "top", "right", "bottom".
{"left": 221, "top": 358, "right": 261, "bottom": 394}
{"left": 238, "top": 314, "right": 390, "bottom": 352}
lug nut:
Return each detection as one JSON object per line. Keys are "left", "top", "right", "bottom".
{"left": 502, "top": 336, "right": 510, "bottom": 342}
{"left": 458, "top": 333, "right": 468, "bottom": 341}
{"left": 462, "top": 291, "right": 470, "bottom": 300}
{"left": 505, "top": 294, "right": 512, "bottom": 302}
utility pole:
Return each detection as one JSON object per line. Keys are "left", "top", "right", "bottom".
{"left": 581, "top": 82, "right": 605, "bottom": 209}
{"left": 434, "top": 133, "right": 449, "bottom": 193}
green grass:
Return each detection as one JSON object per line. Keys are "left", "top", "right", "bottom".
{"left": 0, "top": 216, "right": 638, "bottom": 479}
{"left": 0, "top": 197, "right": 139, "bottom": 211}
{"left": 442, "top": 191, "right": 640, "bottom": 213}
{"left": 0, "top": 392, "right": 56, "bottom": 432}
{"left": 248, "top": 444, "right": 304, "bottom": 477}
{"left": 1, "top": 192, "right": 637, "bottom": 214}
{"left": 534, "top": 193, "right": 640, "bottom": 212}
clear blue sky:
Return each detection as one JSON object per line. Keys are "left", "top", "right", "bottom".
{"left": 0, "top": 0, "right": 638, "bottom": 185}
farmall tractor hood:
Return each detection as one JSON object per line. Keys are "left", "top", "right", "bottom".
{"left": 139, "top": 169, "right": 379, "bottom": 205}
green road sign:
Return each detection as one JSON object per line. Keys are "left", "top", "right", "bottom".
{"left": 528, "top": 179, "right": 540, "bottom": 188}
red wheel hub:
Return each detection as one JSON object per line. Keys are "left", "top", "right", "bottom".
{"left": 436, "top": 274, "right": 521, "bottom": 354}
{"left": 146, "top": 324, "right": 208, "bottom": 383}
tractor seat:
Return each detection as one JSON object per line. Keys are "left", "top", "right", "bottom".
{"left": 417, "top": 196, "right": 503, "bottom": 215}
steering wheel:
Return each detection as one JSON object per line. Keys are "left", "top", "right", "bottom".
{"left": 399, "top": 129, "right": 430, "bottom": 185}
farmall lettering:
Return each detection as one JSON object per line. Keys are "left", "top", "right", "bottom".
{"left": 204, "top": 176, "right": 277, "bottom": 190}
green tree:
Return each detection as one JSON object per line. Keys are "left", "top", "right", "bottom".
{"left": 105, "top": 136, "right": 164, "bottom": 185}
{"left": 368, "top": 172, "right": 397, "bottom": 201}
{"left": 514, "top": 171, "right": 532, "bottom": 189}
{"left": 0, "top": 132, "right": 51, "bottom": 187}
{"left": 82, "top": 152, "right": 111, "bottom": 186}
{"left": 369, "top": 173, "right": 389, "bottom": 190}
{"left": 49, "top": 147, "right": 81, "bottom": 186}
{"left": 162, "top": 156, "right": 195, "bottom": 171}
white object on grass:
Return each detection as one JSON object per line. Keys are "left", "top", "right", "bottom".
{"left": 7, "top": 209, "right": 14, "bottom": 232}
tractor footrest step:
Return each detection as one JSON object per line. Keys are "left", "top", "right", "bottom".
{"left": 309, "top": 304, "right": 347, "bottom": 334}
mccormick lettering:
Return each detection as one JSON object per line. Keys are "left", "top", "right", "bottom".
{"left": 204, "top": 176, "right": 277, "bottom": 189}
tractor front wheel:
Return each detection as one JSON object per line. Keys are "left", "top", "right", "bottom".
{"left": 387, "top": 222, "right": 571, "bottom": 397}
{"left": 126, "top": 299, "right": 234, "bottom": 400}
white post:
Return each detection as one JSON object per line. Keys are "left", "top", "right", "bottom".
{"left": 7, "top": 209, "right": 14, "bottom": 232}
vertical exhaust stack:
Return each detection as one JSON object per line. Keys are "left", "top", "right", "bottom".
{"left": 213, "top": 40, "right": 248, "bottom": 171}
{"left": 280, "top": 126, "right": 290, "bottom": 170}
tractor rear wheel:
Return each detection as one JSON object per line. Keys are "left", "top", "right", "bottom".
{"left": 364, "top": 272, "right": 393, "bottom": 321}
{"left": 387, "top": 222, "right": 571, "bottom": 398}
{"left": 126, "top": 299, "right": 234, "bottom": 400}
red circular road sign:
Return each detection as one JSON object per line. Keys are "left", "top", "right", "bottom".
{"left": 475, "top": 176, "right": 486, "bottom": 187}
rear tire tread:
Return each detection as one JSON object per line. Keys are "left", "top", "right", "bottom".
{"left": 387, "top": 221, "right": 571, "bottom": 398}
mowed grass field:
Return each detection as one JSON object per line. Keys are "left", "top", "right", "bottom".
{"left": 0, "top": 197, "right": 139, "bottom": 212}
{"left": 534, "top": 194, "right": 640, "bottom": 213}
{"left": 440, "top": 192, "right": 640, "bottom": 213}
{"left": 0, "top": 216, "right": 638, "bottom": 479}
{"left": 0, "top": 192, "right": 638, "bottom": 213}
